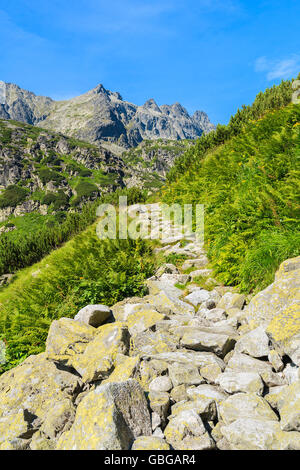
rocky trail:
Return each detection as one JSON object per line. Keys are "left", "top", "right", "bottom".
{"left": 0, "top": 204, "right": 299, "bottom": 450}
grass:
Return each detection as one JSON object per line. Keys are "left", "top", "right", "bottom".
{"left": 162, "top": 104, "right": 300, "bottom": 293}
{"left": 0, "top": 223, "right": 155, "bottom": 372}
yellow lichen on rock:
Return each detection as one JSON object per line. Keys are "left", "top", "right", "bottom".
{"left": 46, "top": 317, "right": 97, "bottom": 361}
{"left": 132, "top": 436, "right": 170, "bottom": 450}
{"left": 69, "top": 322, "right": 130, "bottom": 382}
{"left": 126, "top": 309, "right": 166, "bottom": 336}
{"left": 102, "top": 354, "right": 140, "bottom": 384}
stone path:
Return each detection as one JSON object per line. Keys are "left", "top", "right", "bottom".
{"left": 0, "top": 203, "right": 299, "bottom": 450}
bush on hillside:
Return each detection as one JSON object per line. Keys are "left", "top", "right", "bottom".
{"left": 0, "top": 185, "right": 28, "bottom": 208}
{"left": 162, "top": 104, "right": 300, "bottom": 293}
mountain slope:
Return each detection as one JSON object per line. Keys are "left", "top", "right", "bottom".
{"left": 161, "top": 103, "right": 300, "bottom": 292}
{"left": 0, "top": 118, "right": 125, "bottom": 222}
{"left": 0, "top": 83, "right": 215, "bottom": 148}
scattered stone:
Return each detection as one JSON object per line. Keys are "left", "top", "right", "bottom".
{"left": 149, "top": 376, "right": 173, "bottom": 393}
{"left": 70, "top": 322, "right": 130, "bottom": 382}
{"left": 148, "top": 392, "right": 170, "bottom": 422}
{"left": 181, "top": 328, "right": 235, "bottom": 357}
{"left": 182, "top": 257, "right": 209, "bottom": 271}
{"left": 170, "top": 384, "right": 188, "bottom": 403}
{"left": 168, "top": 362, "right": 203, "bottom": 387}
{"left": 217, "top": 292, "right": 246, "bottom": 311}
{"left": 74, "top": 304, "right": 111, "bottom": 327}
{"left": 187, "top": 384, "right": 228, "bottom": 403}
{"left": 276, "top": 381, "right": 300, "bottom": 431}
{"left": 171, "top": 397, "right": 217, "bottom": 422}
{"left": 184, "top": 289, "right": 211, "bottom": 306}
{"left": 235, "top": 326, "right": 270, "bottom": 358}
{"left": 200, "top": 364, "right": 223, "bottom": 384}
{"left": 164, "top": 409, "right": 207, "bottom": 449}
{"left": 46, "top": 318, "right": 97, "bottom": 360}
{"left": 132, "top": 436, "right": 170, "bottom": 450}
{"left": 216, "top": 370, "right": 264, "bottom": 395}
{"left": 219, "top": 393, "right": 278, "bottom": 425}
{"left": 56, "top": 380, "right": 151, "bottom": 450}
{"left": 227, "top": 352, "right": 285, "bottom": 387}
{"left": 268, "top": 350, "right": 284, "bottom": 372}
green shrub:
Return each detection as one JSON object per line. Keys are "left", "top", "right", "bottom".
{"left": 0, "top": 185, "right": 28, "bottom": 208}
{"left": 42, "top": 190, "right": 69, "bottom": 210}
{"left": 37, "top": 168, "right": 64, "bottom": 185}
{"left": 71, "top": 181, "right": 99, "bottom": 206}
{"left": 0, "top": 228, "right": 155, "bottom": 371}
{"left": 162, "top": 104, "right": 300, "bottom": 293}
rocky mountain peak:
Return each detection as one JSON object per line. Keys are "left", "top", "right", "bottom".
{"left": 0, "top": 82, "right": 215, "bottom": 148}
{"left": 143, "top": 99, "right": 161, "bottom": 113}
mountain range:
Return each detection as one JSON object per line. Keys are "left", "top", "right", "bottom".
{"left": 0, "top": 82, "right": 215, "bottom": 149}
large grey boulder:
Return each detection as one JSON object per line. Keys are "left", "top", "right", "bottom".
{"left": 235, "top": 326, "right": 270, "bottom": 358}
{"left": 74, "top": 304, "right": 111, "bottom": 327}
{"left": 180, "top": 328, "right": 236, "bottom": 357}
{"left": 219, "top": 393, "right": 278, "bottom": 425}
{"left": 56, "top": 380, "right": 151, "bottom": 450}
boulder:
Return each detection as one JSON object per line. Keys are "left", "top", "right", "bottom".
{"left": 70, "top": 322, "right": 130, "bottom": 382}
{"left": 268, "top": 350, "right": 284, "bottom": 372}
{"left": 200, "top": 308, "right": 227, "bottom": 323}
{"left": 164, "top": 409, "right": 207, "bottom": 449}
{"left": 245, "top": 256, "right": 300, "bottom": 365}
{"left": 200, "top": 364, "right": 223, "bottom": 384}
{"left": 219, "top": 393, "right": 278, "bottom": 425}
{"left": 132, "top": 436, "right": 170, "bottom": 450}
{"left": 149, "top": 376, "right": 173, "bottom": 393}
{"left": 147, "top": 291, "right": 194, "bottom": 316}
{"left": 182, "top": 257, "right": 209, "bottom": 271}
{"left": 74, "top": 304, "right": 111, "bottom": 327}
{"left": 102, "top": 354, "right": 140, "bottom": 385}
{"left": 216, "top": 370, "right": 264, "bottom": 395}
{"left": 170, "top": 385, "right": 188, "bottom": 403}
{"left": 220, "top": 418, "right": 281, "bottom": 450}
{"left": 56, "top": 380, "right": 151, "bottom": 450}
{"left": 187, "top": 384, "right": 228, "bottom": 403}
{"left": 184, "top": 289, "right": 211, "bottom": 306}
{"left": 217, "top": 292, "right": 245, "bottom": 310}
{"left": 112, "top": 298, "right": 149, "bottom": 322}
{"left": 130, "top": 330, "right": 177, "bottom": 356}
{"left": 148, "top": 391, "right": 170, "bottom": 422}
{"left": 276, "top": 381, "right": 300, "bottom": 431}
{"left": 46, "top": 318, "right": 97, "bottom": 361}
{"left": 171, "top": 398, "right": 217, "bottom": 422}
{"left": 168, "top": 362, "right": 203, "bottom": 387}
{"left": 227, "top": 352, "right": 285, "bottom": 387}
{"left": 126, "top": 309, "right": 166, "bottom": 336}
{"left": 0, "top": 353, "right": 82, "bottom": 448}
{"left": 146, "top": 351, "right": 225, "bottom": 370}
{"left": 235, "top": 326, "right": 270, "bottom": 358}
{"left": 180, "top": 328, "right": 235, "bottom": 357}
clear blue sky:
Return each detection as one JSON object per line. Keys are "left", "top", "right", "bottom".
{"left": 0, "top": 0, "right": 299, "bottom": 124}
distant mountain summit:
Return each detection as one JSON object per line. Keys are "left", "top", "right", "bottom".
{"left": 0, "top": 82, "right": 215, "bottom": 148}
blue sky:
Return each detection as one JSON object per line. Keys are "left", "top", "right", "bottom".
{"left": 0, "top": 0, "right": 299, "bottom": 124}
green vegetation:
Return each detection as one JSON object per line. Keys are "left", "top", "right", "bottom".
{"left": 71, "top": 180, "right": 99, "bottom": 206}
{"left": 168, "top": 79, "right": 297, "bottom": 182}
{"left": 0, "top": 185, "right": 29, "bottom": 208}
{"left": 0, "top": 187, "right": 148, "bottom": 276}
{"left": 36, "top": 167, "right": 65, "bottom": 185}
{"left": 0, "top": 227, "right": 155, "bottom": 371}
{"left": 162, "top": 103, "right": 300, "bottom": 293}
{"left": 41, "top": 190, "right": 69, "bottom": 210}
